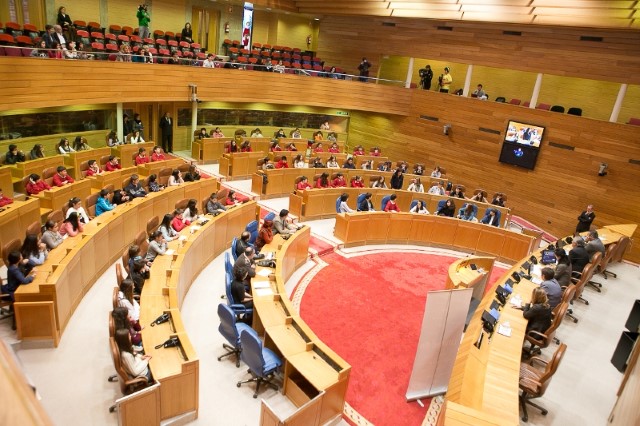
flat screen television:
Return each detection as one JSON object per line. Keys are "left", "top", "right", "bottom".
{"left": 499, "top": 120, "right": 545, "bottom": 170}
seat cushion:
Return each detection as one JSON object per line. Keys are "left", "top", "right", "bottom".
{"left": 262, "top": 347, "right": 282, "bottom": 373}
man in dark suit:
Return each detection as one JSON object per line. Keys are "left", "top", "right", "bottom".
{"left": 235, "top": 232, "right": 253, "bottom": 258}
{"left": 42, "top": 25, "right": 56, "bottom": 49}
{"left": 159, "top": 112, "right": 173, "bottom": 153}
{"left": 576, "top": 204, "right": 595, "bottom": 234}
{"left": 233, "top": 247, "right": 256, "bottom": 288}
{"left": 569, "top": 237, "right": 590, "bottom": 274}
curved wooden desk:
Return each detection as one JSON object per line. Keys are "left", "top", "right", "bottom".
{"left": 252, "top": 227, "right": 352, "bottom": 426}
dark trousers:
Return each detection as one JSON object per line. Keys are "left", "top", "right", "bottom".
{"left": 161, "top": 134, "right": 173, "bottom": 153}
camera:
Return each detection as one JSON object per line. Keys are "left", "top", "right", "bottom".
{"left": 139, "top": 4, "right": 147, "bottom": 11}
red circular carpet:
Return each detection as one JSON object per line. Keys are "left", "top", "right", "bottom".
{"left": 297, "top": 250, "right": 507, "bottom": 426}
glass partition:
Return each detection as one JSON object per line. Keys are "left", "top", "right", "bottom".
{"left": 0, "top": 108, "right": 114, "bottom": 140}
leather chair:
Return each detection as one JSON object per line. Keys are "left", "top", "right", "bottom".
{"left": 42, "top": 167, "right": 56, "bottom": 187}
{"left": 175, "top": 198, "right": 189, "bottom": 211}
{"left": 115, "top": 263, "right": 124, "bottom": 287}
{"left": 178, "top": 163, "right": 190, "bottom": 174}
{"left": 245, "top": 220, "right": 259, "bottom": 245}
{"left": 146, "top": 216, "right": 159, "bottom": 236}
{"left": 47, "top": 209, "right": 64, "bottom": 226}
{"left": 237, "top": 329, "right": 283, "bottom": 398}
{"left": 108, "top": 337, "right": 149, "bottom": 398}
{"left": 2, "top": 238, "right": 21, "bottom": 266}
{"left": 335, "top": 196, "right": 341, "bottom": 213}
{"left": 380, "top": 195, "right": 391, "bottom": 211}
{"left": 560, "top": 284, "right": 578, "bottom": 324}
{"left": 25, "top": 220, "right": 41, "bottom": 237}
{"left": 612, "top": 236, "right": 630, "bottom": 263}
{"left": 217, "top": 303, "right": 253, "bottom": 367}
{"left": 597, "top": 241, "right": 619, "bottom": 280}
{"left": 519, "top": 343, "right": 567, "bottom": 421}
{"left": 122, "top": 249, "right": 131, "bottom": 275}
{"left": 224, "top": 253, "right": 252, "bottom": 320}
{"left": 457, "top": 203, "right": 478, "bottom": 221}
{"left": 524, "top": 302, "right": 568, "bottom": 357}
{"left": 157, "top": 168, "right": 172, "bottom": 187}
{"left": 585, "top": 251, "right": 603, "bottom": 292}
{"left": 85, "top": 193, "right": 99, "bottom": 219}
{"left": 571, "top": 263, "right": 595, "bottom": 306}
{"left": 112, "top": 287, "right": 119, "bottom": 310}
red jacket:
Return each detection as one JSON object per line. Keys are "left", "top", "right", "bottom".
{"left": 328, "top": 147, "right": 340, "bottom": 153}
{"left": 351, "top": 179, "right": 364, "bottom": 188}
{"left": 26, "top": 180, "right": 51, "bottom": 195}
{"left": 315, "top": 178, "right": 328, "bottom": 188}
{"left": 332, "top": 177, "right": 346, "bottom": 188}
{"left": 53, "top": 173, "right": 75, "bottom": 187}
{"left": 354, "top": 149, "right": 365, "bottom": 156}
{"left": 135, "top": 155, "right": 149, "bottom": 165}
{"left": 172, "top": 216, "right": 188, "bottom": 232}
{"left": 151, "top": 153, "right": 165, "bottom": 162}
{"left": 0, "top": 195, "right": 13, "bottom": 207}
{"left": 384, "top": 201, "right": 400, "bottom": 212}
{"left": 105, "top": 162, "right": 122, "bottom": 171}
{"left": 275, "top": 160, "right": 289, "bottom": 169}
{"left": 297, "top": 181, "right": 312, "bottom": 190}
{"left": 85, "top": 167, "right": 102, "bottom": 176}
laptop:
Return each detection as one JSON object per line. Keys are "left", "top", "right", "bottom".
{"left": 541, "top": 249, "right": 557, "bottom": 265}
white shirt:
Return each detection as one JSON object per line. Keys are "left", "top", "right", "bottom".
{"left": 428, "top": 185, "right": 445, "bottom": 195}
{"left": 203, "top": 59, "right": 215, "bottom": 68}
{"left": 339, "top": 201, "right": 353, "bottom": 213}
{"left": 407, "top": 183, "right": 424, "bottom": 193}
{"left": 410, "top": 205, "right": 429, "bottom": 214}
{"left": 67, "top": 206, "right": 90, "bottom": 223}
{"left": 130, "top": 135, "right": 145, "bottom": 143}
{"left": 118, "top": 291, "right": 140, "bottom": 321}
{"left": 294, "top": 161, "right": 305, "bottom": 168}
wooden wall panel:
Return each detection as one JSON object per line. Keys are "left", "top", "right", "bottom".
{"left": 469, "top": 65, "right": 538, "bottom": 104}
{"left": 53, "top": 0, "right": 100, "bottom": 24}
{"left": 106, "top": 0, "right": 138, "bottom": 31}
{"left": 275, "top": 14, "right": 317, "bottom": 50}
{"left": 153, "top": 0, "right": 187, "bottom": 34}
{"left": 620, "top": 84, "right": 640, "bottom": 124}
{"left": 537, "top": 75, "right": 620, "bottom": 120}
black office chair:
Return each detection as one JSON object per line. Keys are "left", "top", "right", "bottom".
{"left": 550, "top": 105, "right": 565, "bottom": 113}
{"left": 495, "top": 96, "right": 506, "bottom": 103}
{"left": 567, "top": 107, "right": 582, "bottom": 116}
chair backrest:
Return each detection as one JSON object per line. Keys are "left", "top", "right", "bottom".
{"left": 239, "top": 328, "right": 268, "bottom": 376}
{"left": 47, "top": 209, "right": 64, "bottom": 226}
{"left": 158, "top": 167, "right": 172, "bottom": 187}
{"left": 573, "top": 263, "right": 595, "bottom": 300}
{"left": 613, "top": 236, "right": 630, "bottom": 262}
{"left": 115, "top": 263, "right": 124, "bottom": 287}
{"left": 567, "top": 107, "right": 582, "bottom": 116}
{"left": 231, "top": 237, "right": 239, "bottom": 261}
{"left": 109, "top": 310, "right": 115, "bottom": 337}
{"left": 437, "top": 199, "right": 447, "bottom": 210}
{"left": 538, "top": 343, "right": 567, "bottom": 396}
{"left": 112, "top": 287, "right": 119, "bottom": 310}
{"left": 561, "top": 284, "right": 576, "bottom": 307}
{"left": 356, "top": 193, "right": 367, "bottom": 210}
{"left": 381, "top": 195, "right": 391, "bottom": 211}
{"left": 409, "top": 199, "right": 418, "bottom": 211}
{"left": 224, "top": 252, "right": 233, "bottom": 280}
{"left": 550, "top": 105, "right": 565, "bottom": 113}
{"left": 245, "top": 220, "right": 259, "bottom": 245}
{"left": 335, "top": 196, "right": 341, "bottom": 213}
{"left": 26, "top": 220, "right": 42, "bottom": 237}
{"left": 264, "top": 212, "right": 275, "bottom": 222}
{"left": 2, "top": 238, "right": 21, "bottom": 265}
{"left": 86, "top": 193, "right": 99, "bottom": 218}
{"left": 146, "top": 216, "right": 159, "bottom": 236}
{"left": 175, "top": 198, "right": 188, "bottom": 211}
{"left": 122, "top": 248, "right": 131, "bottom": 275}
{"left": 589, "top": 251, "right": 603, "bottom": 271}
{"left": 509, "top": 98, "right": 521, "bottom": 105}
{"left": 218, "top": 303, "right": 240, "bottom": 347}
{"left": 599, "top": 242, "right": 617, "bottom": 272}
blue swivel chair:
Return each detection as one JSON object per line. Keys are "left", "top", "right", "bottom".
{"left": 457, "top": 203, "right": 478, "bottom": 221}
{"left": 224, "top": 252, "right": 233, "bottom": 279}
{"left": 335, "top": 196, "right": 342, "bottom": 213}
{"left": 217, "top": 303, "right": 253, "bottom": 367}
{"left": 224, "top": 265, "right": 253, "bottom": 320}
{"left": 380, "top": 195, "right": 391, "bottom": 211}
{"left": 245, "top": 220, "right": 259, "bottom": 245}
{"left": 231, "top": 237, "right": 239, "bottom": 261}
{"left": 356, "top": 193, "right": 367, "bottom": 211}
{"left": 237, "top": 329, "right": 283, "bottom": 398}
{"left": 436, "top": 199, "right": 447, "bottom": 214}
{"left": 480, "top": 208, "right": 501, "bottom": 227}
{"left": 409, "top": 200, "right": 419, "bottom": 211}
{"left": 263, "top": 212, "right": 276, "bottom": 222}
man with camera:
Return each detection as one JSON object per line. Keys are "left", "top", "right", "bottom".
{"left": 137, "top": 4, "right": 151, "bottom": 40}
{"left": 419, "top": 64, "right": 433, "bottom": 90}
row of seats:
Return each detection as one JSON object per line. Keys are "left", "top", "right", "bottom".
{"left": 494, "top": 97, "right": 583, "bottom": 116}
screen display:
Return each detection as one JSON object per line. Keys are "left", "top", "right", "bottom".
{"left": 499, "top": 120, "right": 545, "bottom": 170}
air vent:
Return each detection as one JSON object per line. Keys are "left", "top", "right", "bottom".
{"left": 420, "top": 115, "right": 439, "bottom": 122}
{"left": 580, "top": 36, "right": 603, "bottom": 42}
{"left": 549, "top": 142, "right": 575, "bottom": 151}
{"left": 437, "top": 26, "right": 453, "bottom": 31}
{"left": 479, "top": 127, "right": 501, "bottom": 135}
{"left": 629, "top": 159, "right": 640, "bottom": 165}
{"left": 382, "top": 22, "right": 396, "bottom": 27}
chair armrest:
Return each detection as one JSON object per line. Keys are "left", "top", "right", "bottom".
{"left": 526, "top": 330, "right": 548, "bottom": 340}
{"left": 528, "top": 356, "right": 549, "bottom": 367}
{"left": 519, "top": 377, "right": 542, "bottom": 394}
{"left": 230, "top": 304, "right": 248, "bottom": 314}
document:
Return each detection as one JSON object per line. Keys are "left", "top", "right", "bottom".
{"left": 257, "top": 269, "right": 272, "bottom": 277}
{"left": 164, "top": 249, "right": 175, "bottom": 256}
{"left": 497, "top": 324, "right": 512, "bottom": 337}
{"left": 254, "top": 288, "right": 274, "bottom": 297}
{"left": 253, "top": 281, "right": 271, "bottom": 289}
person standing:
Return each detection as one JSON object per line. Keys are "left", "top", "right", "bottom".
{"left": 419, "top": 64, "right": 433, "bottom": 90}
{"left": 136, "top": 4, "right": 151, "bottom": 40}
{"left": 575, "top": 204, "right": 595, "bottom": 233}
{"left": 358, "top": 58, "right": 371, "bottom": 83}
{"left": 159, "top": 112, "right": 173, "bottom": 153}
{"left": 439, "top": 67, "right": 452, "bottom": 93}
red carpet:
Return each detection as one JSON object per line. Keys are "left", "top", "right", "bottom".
{"left": 309, "top": 236, "right": 335, "bottom": 255}
{"left": 510, "top": 215, "right": 558, "bottom": 242}
{"left": 298, "top": 251, "right": 507, "bottom": 426}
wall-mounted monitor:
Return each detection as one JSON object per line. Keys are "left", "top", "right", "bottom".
{"left": 499, "top": 120, "right": 545, "bottom": 170}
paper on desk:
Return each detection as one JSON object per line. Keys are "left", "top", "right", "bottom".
{"left": 497, "top": 324, "right": 512, "bottom": 337}
{"left": 510, "top": 297, "right": 522, "bottom": 308}
{"left": 178, "top": 235, "right": 188, "bottom": 241}
{"left": 531, "top": 276, "right": 542, "bottom": 285}
{"left": 164, "top": 249, "right": 175, "bottom": 256}
{"left": 253, "top": 281, "right": 271, "bottom": 289}
{"left": 254, "top": 288, "right": 274, "bottom": 297}
{"left": 256, "top": 269, "right": 272, "bottom": 277}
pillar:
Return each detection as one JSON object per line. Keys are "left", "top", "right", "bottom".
{"left": 530, "top": 73, "right": 543, "bottom": 108}
{"left": 609, "top": 84, "right": 627, "bottom": 123}
{"left": 405, "top": 57, "right": 415, "bottom": 89}
{"left": 462, "top": 64, "right": 473, "bottom": 97}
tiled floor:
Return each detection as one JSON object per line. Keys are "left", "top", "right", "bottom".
{"left": 2, "top": 171, "right": 638, "bottom": 426}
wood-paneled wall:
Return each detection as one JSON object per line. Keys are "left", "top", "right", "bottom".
{"left": 53, "top": 0, "right": 100, "bottom": 24}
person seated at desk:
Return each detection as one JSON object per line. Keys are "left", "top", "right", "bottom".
{"left": 351, "top": 175, "right": 364, "bottom": 188}
{"left": 223, "top": 190, "right": 243, "bottom": 206}
{"left": 314, "top": 143, "right": 324, "bottom": 153}
{"left": 238, "top": 140, "right": 252, "bottom": 152}
{"left": 145, "top": 231, "right": 168, "bottom": 262}
{"left": 0, "top": 188, "right": 13, "bottom": 207}
{"left": 436, "top": 199, "right": 456, "bottom": 217}
{"left": 353, "top": 145, "right": 365, "bottom": 156}
{"left": 21, "top": 234, "right": 48, "bottom": 266}
{"left": 3, "top": 251, "right": 35, "bottom": 302}
{"left": 554, "top": 248, "right": 572, "bottom": 288}
{"left": 251, "top": 128, "right": 263, "bottom": 138}
{"left": 151, "top": 146, "right": 165, "bottom": 162}
{"left": 326, "top": 156, "right": 339, "bottom": 168}
{"left": 197, "top": 128, "right": 208, "bottom": 140}
{"left": 457, "top": 204, "right": 476, "bottom": 221}
{"left": 472, "top": 83, "right": 488, "bottom": 100}
{"left": 585, "top": 230, "right": 606, "bottom": 259}
{"left": 112, "top": 188, "right": 130, "bottom": 205}
{"left": 332, "top": 173, "right": 347, "bottom": 188}
{"left": 371, "top": 176, "right": 387, "bottom": 189}
{"left": 320, "top": 121, "right": 330, "bottom": 131}
{"left": 315, "top": 173, "right": 330, "bottom": 189}
{"left": 384, "top": 194, "right": 400, "bottom": 212}
{"left": 539, "top": 267, "right": 563, "bottom": 309}
{"left": 520, "top": 287, "right": 552, "bottom": 338}
{"left": 274, "top": 209, "right": 299, "bottom": 235}
{"left": 569, "top": 237, "right": 590, "bottom": 274}
{"left": 58, "top": 138, "right": 75, "bottom": 154}
{"left": 262, "top": 158, "right": 275, "bottom": 170}
{"left": 390, "top": 169, "right": 404, "bottom": 190}
{"left": 480, "top": 208, "right": 500, "bottom": 227}
{"left": 233, "top": 247, "right": 257, "bottom": 288}
{"left": 41, "top": 220, "right": 64, "bottom": 250}
{"left": 358, "top": 193, "right": 374, "bottom": 211}
{"left": 206, "top": 193, "right": 226, "bottom": 216}
{"left": 361, "top": 160, "right": 372, "bottom": 170}
{"left": 297, "top": 177, "right": 312, "bottom": 191}
{"left": 159, "top": 214, "right": 179, "bottom": 241}
{"left": 30, "top": 144, "right": 45, "bottom": 159}
{"left": 85, "top": 159, "right": 103, "bottom": 176}
{"left": 95, "top": 189, "right": 115, "bottom": 216}
{"left": 275, "top": 128, "right": 286, "bottom": 139}
{"left": 293, "top": 154, "right": 305, "bottom": 169}
{"left": 129, "top": 258, "right": 149, "bottom": 295}
{"left": 26, "top": 173, "right": 51, "bottom": 195}
{"left": 226, "top": 140, "right": 239, "bottom": 153}
{"left": 327, "top": 132, "right": 338, "bottom": 143}
{"left": 231, "top": 266, "right": 254, "bottom": 314}
{"left": 371, "top": 147, "right": 381, "bottom": 157}
{"left": 287, "top": 142, "right": 299, "bottom": 152}
{"left": 313, "top": 131, "right": 324, "bottom": 142}
{"left": 377, "top": 161, "right": 391, "bottom": 172}
{"left": 4, "top": 144, "right": 26, "bottom": 164}
{"left": 270, "top": 141, "right": 283, "bottom": 152}
{"left": 168, "top": 169, "right": 184, "bottom": 186}
{"left": 397, "top": 161, "right": 408, "bottom": 174}
{"left": 275, "top": 156, "right": 289, "bottom": 169}
{"left": 407, "top": 178, "right": 425, "bottom": 193}
{"left": 430, "top": 166, "right": 442, "bottom": 178}
{"left": 134, "top": 148, "right": 149, "bottom": 165}
{"left": 410, "top": 200, "right": 429, "bottom": 214}
{"left": 338, "top": 193, "right": 354, "bottom": 213}
{"left": 59, "top": 212, "right": 84, "bottom": 237}
{"left": 147, "top": 174, "right": 164, "bottom": 192}
{"left": 343, "top": 158, "right": 356, "bottom": 169}
{"left": 171, "top": 209, "right": 190, "bottom": 232}
{"left": 469, "top": 191, "right": 488, "bottom": 203}
{"left": 211, "top": 127, "right": 225, "bottom": 138}
{"left": 125, "top": 174, "right": 147, "bottom": 199}
{"left": 182, "top": 199, "right": 199, "bottom": 224}
{"left": 106, "top": 130, "right": 121, "bottom": 147}
{"left": 413, "top": 164, "right": 424, "bottom": 176}
{"left": 129, "top": 130, "right": 145, "bottom": 144}
{"left": 115, "top": 329, "right": 152, "bottom": 383}
{"left": 328, "top": 142, "right": 340, "bottom": 153}
{"left": 52, "top": 166, "right": 75, "bottom": 186}
{"left": 308, "top": 157, "right": 322, "bottom": 168}
{"left": 428, "top": 181, "right": 445, "bottom": 195}
{"left": 235, "top": 231, "right": 256, "bottom": 258}
{"left": 450, "top": 186, "right": 466, "bottom": 199}
{"left": 112, "top": 307, "right": 143, "bottom": 351}
{"left": 73, "top": 136, "right": 91, "bottom": 151}
{"left": 491, "top": 193, "right": 506, "bottom": 207}
{"left": 127, "top": 244, "right": 151, "bottom": 273}
{"left": 256, "top": 219, "right": 274, "bottom": 251}
{"left": 67, "top": 197, "right": 90, "bottom": 223}
{"left": 118, "top": 279, "right": 140, "bottom": 323}
{"left": 105, "top": 156, "right": 122, "bottom": 172}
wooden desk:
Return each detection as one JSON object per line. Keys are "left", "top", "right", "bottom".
{"left": 0, "top": 197, "right": 41, "bottom": 260}
{"left": 64, "top": 148, "right": 111, "bottom": 179}
{"left": 34, "top": 179, "right": 92, "bottom": 211}
{"left": 137, "top": 158, "right": 185, "bottom": 177}
{"left": 85, "top": 166, "right": 138, "bottom": 190}
{"left": 0, "top": 166, "right": 15, "bottom": 196}
{"left": 446, "top": 257, "right": 495, "bottom": 302}
{"left": 10, "top": 156, "right": 65, "bottom": 193}
{"left": 190, "top": 138, "right": 233, "bottom": 163}
{"left": 252, "top": 228, "right": 351, "bottom": 426}
{"left": 219, "top": 152, "right": 266, "bottom": 180}
{"left": 112, "top": 142, "right": 155, "bottom": 168}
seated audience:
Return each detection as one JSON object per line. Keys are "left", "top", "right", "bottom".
{"left": 568, "top": 236, "right": 590, "bottom": 274}
{"left": 21, "top": 234, "right": 48, "bottom": 266}
{"left": 539, "top": 267, "right": 563, "bottom": 308}
{"left": 343, "top": 158, "right": 356, "bottom": 169}
{"left": 275, "top": 129, "right": 286, "bottom": 139}
{"left": 159, "top": 213, "right": 179, "bottom": 241}
{"left": 184, "top": 164, "right": 201, "bottom": 182}
{"left": 85, "top": 159, "right": 103, "bottom": 176}
{"left": 183, "top": 199, "right": 199, "bottom": 223}
{"left": 371, "top": 176, "right": 388, "bottom": 188}
{"left": 226, "top": 140, "right": 239, "bottom": 153}
{"left": 407, "top": 178, "right": 425, "bottom": 193}
{"left": 371, "top": 147, "right": 381, "bottom": 156}
{"left": 328, "top": 142, "right": 340, "bottom": 153}
{"left": 30, "top": 144, "right": 45, "bottom": 159}
{"left": 58, "top": 138, "right": 75, "bottom": 154}
{"left": 469, "top": 191, "right": 488, "bottom": 203}
{"left": 125, "top": 174, "right": 147, "bottom": 199}
{"left": 320, "top": 121, "right": 330, "bottom": 130}
{"left": 313, "top": 131, "right": 323, "bottom": 141}
{"left": 338, "top": 193, "right": 354, "bottom": 213}
{"left": 296, "top": 177, "right": 312, "bottom": 191}
{"left": 585, "top": 230, "right": 606, "bottom": 259}
{"left": 135, "top": 148, "right": 149, "bottom": 165}
{"left": 168, "top": 169, "right": 184, "bottom": 186}
{"left": 430, "top": 166, "right": 442, "bottom": 178}
{"left": 314, "top": 143, "right": 324, "bottom": 153}
{"left": 262, "top": 158, "right": 275, "bottom": 170}
{"left": 327, "top": 132, "right": 338, "bottom": 143}
{"left": 73, "top": 136, "right": 91, "bottom": 151}
{"left": 41, "top": 220, "right": 64, "bottom": 250}
{"left": 95, "top": 189, "right": 115, "bottom": 216}
{"left": 275, "top": 156, "right": 289, "bottom": 169}
{"left": 117, "top": 279, "right": 140, "bottom": 324}
{"left": 326, "top": 156, "right": 339, "bottom": 168}
{"left": 554, "top": 248, "right": 572, "bottom": 288}
{"left": 250, "top": 128, "right": 263, "bottom": 137}
{"left": 293, "top": 154, "right": 305, "bottom": 168}
{"left": 145, "top": 231, "right": 167, "bottom": 262}
{"left": 59, "top": 212, "right": 84, "bottom": 237}
{"left": 450, "top": 186, "right": 466, "bottom": 199}
{"left": 234, "top": 231, "right": 254, "bottom": 259}
{"left": 286, "top": 143, "right": 298, "bottom": 151}
{"left": 256, "top": 219, "right": 274, "bottom": 251}
{"left": 413, "top": 164, "right": 424, "bottom": 175}
{"left": 211, "top": 127, "right": 224, "bottom": 138}
{"left": 112, "top": 188, "right": 130, "bottom": 205}
{"left": 147, "top": 174, "right": 164, "bottom": 192}
{"left": 332, "top": 173, "right": 347, "bottom": 188}
{"left": 315, "top": 173, "right": 330, "bottom": 188}
{"left": 130, "top": 130, "right": 145, "bottom": 144}
{"left": 428, "top": 181, "right": 445, "bottom": 195}
{"left": 359, "top": 193, "right": 374, "bottom": 211}
{"left": 390, "top": 169, "right": 404, "bottom": 190}
{"left": 273, "top": 209, "right": 298, "bottom": 235}
{"left": 492, "top": 193, "right": 506, "bottom": 207}
{"left": 106, "top": 130, "right": 120, "bottom": 147}
{"left": 0, "top": 188, "right": 13, "bottom": 207}
{"left": 410, "top": 200, "right": 429, "bottom": 214}
{"left": 436, "top": 199, "right": 456, "bottom": 217}
{"left": 353, "top": 145, "right": 365, "bottom": 156}
{"left": 3, "top": 251, "right": 35, "bottom": 301}
{"left": 240, "top": 140, "right": 252, "bottom": 152}
{"left": 67, "top": 197, "right": 90, "bottom": 223}
{"left": 151, "top": 146, "right": 166, "bottom": 162}
{"left": 172, "top": 209, "right": 189, "bottom": 232}
{"left": 384, "top": 194, "right": 400, "bottom": 212}
{"left": 480, "top": 208, "right": 500, "bottom": 226}
{"left": 114, "top": 328, "right": 152, "bottom": 383}
{"left": 52, "top": 166, "right": 75, "bottom": 186}
{"left": 129, "top": 258, "right": 149, "bottom": 294}
{"left": 361, "top": 160, "right": 372, "bottom": 170}
{"left": 270, "top": 141, "right": 283, "bottom": 152}
{"left": 206, "top": 194, "right": 227, "bottom": 215}
{"left": 112, "top": 307, "right": 143, "bottom": 350}
{"left": 521, "top": 287, "right": 552, "bottom": 337}
{"left": 231, "top": 266, "right": 254, "bottom": 313}
{"left": 397, "top": 161, "right": 408, "bottom": 173}
{"left": 105, "top": 156, "right": 122, "bottom": 172}
{"left": 197, "top": 128, "right": 208, "bottom": 139}
{"left": 351, "top": 175, "right": 364, "bottom": 188}
{"left": 378, "top": 161, "right": 392, "bottom": 172}
{"left": 311, "top": 157, "right": 324, "bottom": 168}
{"left": 5, "top": 144, "right": 26, "bottom": 164}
